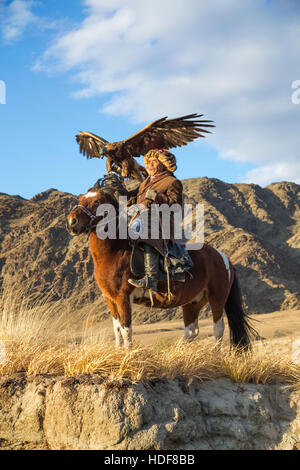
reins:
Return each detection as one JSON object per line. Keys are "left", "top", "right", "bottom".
{"left": 71, "top": 193, "right": 120, "bottom": 237}
{"left": 71, "top": 204, "right": 101, "bottom": 235}
{"left": 71, "top": 174, "right": 122, "bottom": 236}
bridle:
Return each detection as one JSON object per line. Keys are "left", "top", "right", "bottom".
{"left": 70, "top": 192, "right": 119, "bottom": 236}
{"left": 71, "top": 204, "right": 100, "bottom": 235}
{"left": 69, "top": 173, "right": 127, "bottom": 236}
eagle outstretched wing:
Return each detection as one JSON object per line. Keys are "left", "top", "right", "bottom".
{"left": 123, "top": 113, "right": 214, "bottom": 157}
{"left": 76, "top": 113, "right": 215, "bottom": 180}
{"left": 76, "top": 131, "right": 108, "bottom": 159}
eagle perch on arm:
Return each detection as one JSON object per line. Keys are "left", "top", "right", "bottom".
{"left": 76, "top": 113, "right": 215, "bottom": 181}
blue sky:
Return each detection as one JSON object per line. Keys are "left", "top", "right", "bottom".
{"left": 0, "top": 0, "right": 300, "bottom": 199}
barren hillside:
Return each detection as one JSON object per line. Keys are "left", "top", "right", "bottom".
{"left": 1, "top": 178, "right": 300, "bottom": 321}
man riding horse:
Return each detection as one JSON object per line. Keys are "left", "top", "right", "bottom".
{"left": 72, "top": 115, "right": 257, "bottom": 349}
{"left": 76, "top": 114, "right": 215, "bottom": 294}
{"left": 126, "top": 149, "right": 183, "bottom": 292}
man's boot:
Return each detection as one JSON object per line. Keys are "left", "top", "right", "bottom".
{"left": 128, "top": 244, "right": 160, "bottom": 291}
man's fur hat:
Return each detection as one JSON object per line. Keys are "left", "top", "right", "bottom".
{"left": 144, "top": 149, "right": 177, "bottom": 173}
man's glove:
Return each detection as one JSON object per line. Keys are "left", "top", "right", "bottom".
{"left": 145, "top": 189, "right": 157, "bottom": 201}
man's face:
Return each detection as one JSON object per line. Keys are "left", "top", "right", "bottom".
{"left": 145, "top": 158, "right": 165, "bottom": 176}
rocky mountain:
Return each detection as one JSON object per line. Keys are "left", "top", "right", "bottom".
{"left": 1, "top": 178, "right": 300, "bottom": 322}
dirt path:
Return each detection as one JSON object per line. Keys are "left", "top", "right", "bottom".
{"left": 98, "top": 309, "right": 300, "bottom": 355}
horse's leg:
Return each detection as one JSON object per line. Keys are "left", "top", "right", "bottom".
{"left": 182, "top": 303, "right": 201, "bottom": 341}
{"left": 116, "top": 295, "right": 132, "bottom": 349}
{"left": 208, "top": 294, "right": 225, "bottom": 346}
{"left": 105, "top": 297, "right": 122, "bottom": 348}
{"left": 181, "top": 288, "right": 209, "bottom": 342}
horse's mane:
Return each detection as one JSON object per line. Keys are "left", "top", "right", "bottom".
{"left": 87, "top": 173, "right": 135, "bottom": 212}
{"left": 90, "top": 173, "right": 128, "bottom": 196}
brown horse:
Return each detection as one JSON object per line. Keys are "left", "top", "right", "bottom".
{"left": 67, "top": 186, "right": 256, "bottom": 349}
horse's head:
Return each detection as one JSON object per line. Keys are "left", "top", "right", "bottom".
{"left": 67, "top": 186, "right": 117, "bottom": 236}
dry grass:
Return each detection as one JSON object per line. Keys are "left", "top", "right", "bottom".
{"left": 0, "top": 291, "right": 299, "bottom": 387}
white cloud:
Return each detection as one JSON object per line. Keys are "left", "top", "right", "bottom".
{"left": 0, "top": 0, "right": 37, "bottom": 41}
{"left": 36, "top": 0, "right": 300, "bottom": 186}
{"left": 246, "top": 161, "right": 300, "bottom": 186}
{"left": 0, "top": 0, "right": 59, "bottom": 43}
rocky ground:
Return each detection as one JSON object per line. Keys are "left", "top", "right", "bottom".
{"left": 0, "top": 371, "right": 299, "bottom": 450}
{"left": 0, "top": 305, "right": 299, "bottom": 450}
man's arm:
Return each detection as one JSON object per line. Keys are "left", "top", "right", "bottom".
{"left": 126, "top": 186, "right": 140, "bottom": 205}
{"left": 146, "top": 180, "right": 183, "bottom": 206}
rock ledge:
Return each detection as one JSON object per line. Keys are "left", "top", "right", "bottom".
{"left": 0, "top": 375, "right": 299, "bottom": 450}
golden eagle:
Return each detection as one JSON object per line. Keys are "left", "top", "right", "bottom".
{"left": 76, "top": 113, "right": 214, "bottom": 180}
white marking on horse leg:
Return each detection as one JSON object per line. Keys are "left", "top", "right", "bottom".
{"left": 213, "top": 313, "right": 225, "bottom": 343}
{"left": 183, "top": 319, "right": 199, "bottom": 341}
{"left": 216, "top": 249, "right": 231, "bottom": 281}
{"left": 120, "top": 324, "right": 132, "bottom": 349}
{"left": 112, "top": 317, "right": 132, "bottom": 349}
{"left": 112, "top": 317, "right": 122, "bottom": 348}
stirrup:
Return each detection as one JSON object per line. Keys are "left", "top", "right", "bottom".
{"left": 128, "top": 276, "right": 158, "bottom": 292}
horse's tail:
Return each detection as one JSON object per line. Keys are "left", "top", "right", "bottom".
{"left": 225, "top": 269, "right": 258, "bottom": 349}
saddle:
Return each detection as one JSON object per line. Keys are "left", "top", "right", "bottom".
{"left": 130, "top": 241, "right": 194, "bottom": 283}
